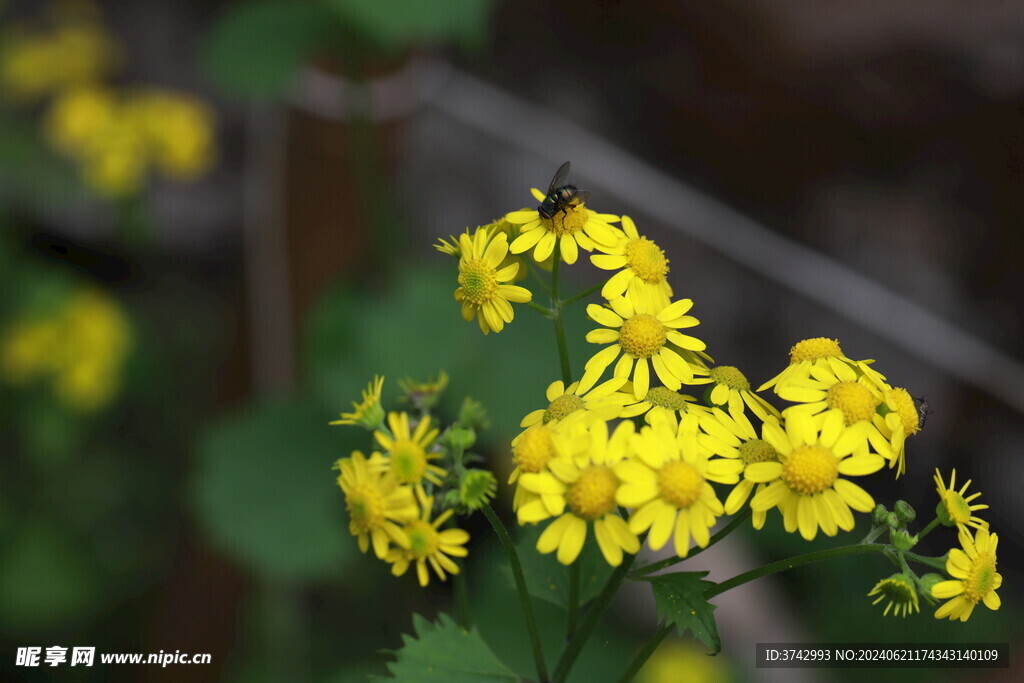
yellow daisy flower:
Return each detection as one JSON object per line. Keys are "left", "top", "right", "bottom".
{"left": 373, "top": 412, "right": 445, "bottom": 488}
{"left": 521, "top": 420, "right": 640, "bottom": 566}
{"left": 509, "top": 416, "right": 590, "bottom": 524}
{"left": 454, "top": 228, "right": 532, "bottom": 334}
{"left": 578, "top": 297, "right": 707, "bottom": 401}
{"left": 518, "top": 377, "right": 629, "bottom": 429}
{"left": 934, "top": 469, "right": 989, "bottom": 531}
{"left": 506, "top": 188, "right": 620, "bottom": 265}
{"left": 870, "top": 386, "right": 923, "bottom": 477}
{"left": 932, "top": 526, "right": 1002, "bottom": 622}
{"left": 329, "top": 375, "right": 385, "bottom": 429}
{"left": 437, "top": 218, "right": 531, "bottom": 282}
{"left": 386, "top": 496, "right": 469, "bottom": 587}
{"left": 616, "top": 416, "right": 742, "bottom": 557}
{"left": 590, "top": 215, "right": 673, "bottom": 311}
{"left": 689, "top": 365, "right": 781, "bottom": 422}
{"left": 618, "top": 384, "right": 709, "bottom": 425}
{"left": 335, "top": 451, "right": 417, "bottom": 558}
{"left": 746, "top": 409, "right": 885, "bottom": 540}
{"left": 757, "top": 337, "right": 887, "bottom": 395}
{"left": 868, "top": 574, "right": 920, "bottom": 617}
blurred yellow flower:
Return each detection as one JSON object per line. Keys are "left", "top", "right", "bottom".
{"left": 638, "top": 639, "right": 734, "bottom": 683}
{"left": 335, "top": 451, "right": 417, "bottom": 559}
{"left": 130, "top": 89, "right": 216, "bottom": 180}
{"left": 0, "top": 287, "right": 131, "bottom": 413}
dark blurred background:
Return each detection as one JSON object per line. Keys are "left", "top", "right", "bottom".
{"left": 1, "top": 0, "right": 1021, "bottom": 681}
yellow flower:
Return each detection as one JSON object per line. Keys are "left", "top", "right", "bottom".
{"left": 578, "top": 297, "right": 706, "bottom": 400}
{"left": 335, "top": 451, "right": 417, "bottom": 558}
{"left": 509, "top": 416, "right": 590, "bottom": 524}
{"left": 932, "top": 526, "right": 1002, "bottom": 622}
{"left": 617, "top": 384, "right": 709, "bottom": 425}
{"left": 758, "top": 337, "right": 887, "bottom": 395}
{"left": 506, "top": 188, "right": 620, "bottom": 264}
{"left": 590, "top": 216, "right": 672, "bottom": 311}
{"left": 373, "top": 412, "right": 445, "bottom": 488}
{"left": 130, "top": 89, "right": 216, "bottom": 180}
{"left": 518, "top": 377, "right": 629, "bottom": 429}
{"left": 330, "top": 375, "right": 385, "bottom": 430}
{"left": 638, "top": 639, "right": 734, "bottom": 683}
{"left": 934, "top": 469, "right": 989, "bottom": 531}
{"left": 453, "top": 228, "right": 532, "bottom": 334}
{"left": 616, "top": 415, "right": 742, "bottom": 557}
{"left": 0, "top": 11, "right": 119, "bottom": 103}
{"left": 689, "top": 365, "right": 780, "bottom": 422}
{"left": 386, "top": 496, "right": 469, "bottom": 586}
{"left": 871, "top": 387, "right": 923, "bottom": 477}
{"left": 746, "top": 409, "right": 885, "bottom": 540}
{"left": 521, "top": 420, "right": 640, "bottom": 565}
{"left": 868, "top": 574, "right": 920, "bottom": 617}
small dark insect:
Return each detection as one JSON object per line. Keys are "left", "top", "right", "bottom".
{"left": 537, "top": 161, "right": 590, "bottom": 220}
{"left": 914, "top": 396, "right": 932, "bottom": 429}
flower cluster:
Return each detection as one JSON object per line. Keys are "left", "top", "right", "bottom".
{"left": 0, "top": 287, "right": 131, "bottom": 412}
{"left": 1, "top": 1, "right": 216, "bottom": 197}
{"left": 330, "top": 376, "right": 495, "bottom": 586}
{"left": 427, "top": 164, "right": 1004, "bottom": 625}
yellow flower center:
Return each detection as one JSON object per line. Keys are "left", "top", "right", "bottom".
{"left": 346, "top": 483, "right": 385, "bottom": 533}
{"left": 457, "top": 258, "right": 498, "bottom": 304}
{"left": 645, "top": 386, "right": 689, "bottom": 410}
{"left": 391, "top": 439, "right": 428, "bottom": 484}
{"left": 888, "top": 387, "right": 921, "bottom": 436}
{"left": 657, "top": 460, "right": 704, "bottom": 508}
{"left": 624, "top": 238, "right": 669, "bottom": 284}
{"left": 567, "top": 465, "right": 619, "bottom": 520}
{"left": 738, "top": 439, "right": 778, "bottom": 465}
{"left": 826, "top": 381, "right": 879, "bottom": 425}
{"left": 962, "top": 552, "right": 998, "bottom": 604}
{"left": 790, "top": 337, "right": 842, "bottom": 364}
{"left": 547, "top": 203, "right": 587, "bottom": 236}
{"left": 405, "top": 520, "right": 440, "bottom": 560}
{"left": 941, "top": 490, "right": 974, "bottom": 525}
{"left": 618, "top": 314, "right": 666, "bottom": 358}
{"left": 781, "top": 445, "right": 839, "bottom": 495}
{"left": 513, "top": 427, "right": 557, "bottom": 473}
{"left": 709, "top": 365, "right": 750, "bottom": 391}
{"left": 544, "top": 394, "right": 585, "bottom": 422}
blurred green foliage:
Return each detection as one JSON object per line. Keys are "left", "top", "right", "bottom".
{"left": 192, "top": 398, "right": 356, "bottom": 581}
{"left": 514, "top": 523, "right": 614, "bottom": 609}
{"left": 203, "top": 0, "right": 495, "bottom": 99}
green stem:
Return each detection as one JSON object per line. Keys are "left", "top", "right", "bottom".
{"left": 905, "top": 551, "right": 948, "bottom": 571}
{"left": 916, "top": 517, "right": 941, "bottom": 543}
{"left": 552, "top": 552, "right": 638, "bottom": 683}
{"left": 527, "top": 259, "right": 552, "bottom": 296}
{"left": 615, "top": 624, "right": 672, "bottom": 683}
{"left": 706, "top": 544, "right": 888, "bottom": 600}
{"left": 549, "top": 255, "right": 573, "bottom": 385}
{"left": 480, "top": 504, "right": 549, "bottom": 683}
{"left": 859, "top": 524, "right": 888, "bottom": 545}
{"left": 561, "top": 277, "right": 610, "bottom": 308}
{"left": 526, "top": 300, "right": 555, "bottom": 318}
{"left": 632, "top": 508, "right": 751, "bottom": 577}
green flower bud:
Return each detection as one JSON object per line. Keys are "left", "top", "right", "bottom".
{"left": 894, "top": 500, "right": 916, "bottom": 524}
{"left": 444, "top": 427, "right": 476, "bottom": 453}
{"left": 872, "top": 504, "right": 889, "bottom": 525}
{"left": 885, "top": 512, "right": 900, "bottom": 529}
{"left": 458, "top": 396, "right": 490, "bottom": 432}
{"left": 459, "top": 470, "right": 497, "bottom": 511}
{"left": 919, "top": 573, "right": 945, "bottom": 595}
{"left": 889, "top": 528, "right": 918, "bottom": 552}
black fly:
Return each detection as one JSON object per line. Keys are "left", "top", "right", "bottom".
{"left": 537, "top": 161, "right": 590, "bottom": 220}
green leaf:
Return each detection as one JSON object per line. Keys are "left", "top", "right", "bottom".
{"left": 326, "top": 0, "right": 495, "bottom": 54}
{"left": 0, "top": 110, "right": 84, "bottom": 209}
{"left": 202, "top": 0, "right": 337, "bottom": 99}
{"left": 376, "top": 613, "right": 519, "bottom": 681}
{"left": 647, "top": 571, "right": 722, "bottom": 653}
{"left": 510, "top": 523, "right": 614, "bottom": 609}
{"left": 191, "top": 397, "right": 354, "bottom": 581}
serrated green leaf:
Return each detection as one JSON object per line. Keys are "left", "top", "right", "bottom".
{"left": 375, "top": 612, "right": 519, "bottom": 681}
{"left": 202, "top": 0, "right": 337, "bottom": 99}
{"left": 647, "top": 571, "right": 721, "bottom": 653}
{"left": 326, "top": 0, "right": 494, "bottom": 54}
{"left": 509, "top": 523, "right": 614, "bottom": 609}
{"left": 191, "top": 398, "right": 354, "bottom": 581}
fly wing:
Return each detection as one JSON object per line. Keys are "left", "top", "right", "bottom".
{"left": 547, "top": 161, "right": 571, "bottom": 193}
{"left": 574, "top": 190, "right": 591, "bottom": 205}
